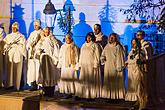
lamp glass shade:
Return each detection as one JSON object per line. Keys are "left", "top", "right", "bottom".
{"left": 43, "top": 0, "right": 56, "bottom": 14}
{"left": 45, "top": 14, "right": 55, "bottom": 27}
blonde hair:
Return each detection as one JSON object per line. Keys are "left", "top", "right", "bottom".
{"left": 34, "top": 20, "right": 41, "bottom": 26}
{"left": 65, "top": 34, "right": 73, "bottom": 42}
{"left": 12, "top": 22, "right": 19, "bottom": 30}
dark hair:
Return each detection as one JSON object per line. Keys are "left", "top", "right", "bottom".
{"left": 85, "top": 32, "right": 96, "bottom": 42}
{"left": 94, "top": 24, "right": 101, "bottom": 32}
{"left": 131, "top": 38, "right": 141, "bottom": 49}
{"left": 109, "top": 32, "right": 125, "bottom": 51}
{"left": 109, "top": 33, "right": 119, "bottom": 42}
{"left": 44, "top": 26, "right": 51, "bottom": 31}
{"left": 136, "top": 30, "right": 145, "bottom": 36}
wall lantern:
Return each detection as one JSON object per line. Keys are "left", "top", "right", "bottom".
{"left": 43, "top": 0, "right": 58, "bottom": 32}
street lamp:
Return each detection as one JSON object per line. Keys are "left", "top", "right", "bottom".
{"left": 43, "top": 0, "right": 57, "bottom": 31}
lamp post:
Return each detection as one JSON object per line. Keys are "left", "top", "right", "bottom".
{"left": 63, "top": 0, "right": 75, "bottom": 34}
{"left": 43, "top": 0, "right": 57, "bottom": 32}
{"left": 67, "top": 6, "right": 71, "bottom": 33}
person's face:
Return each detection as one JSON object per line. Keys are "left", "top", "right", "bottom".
{"left": 34, "top": 25, "right": 40, "bottom": 30}
{"left": 44, "top": 28, "right": 50, "bottom": 37}
{"left": 86, "top": 35, "right": 92, "bottom": 43}
{"left": 94, "top": 25, "right": 100, "bottom": 35}
{"left": 12, "top": 27, "right": 18, "bottom": 33}
{"left": 132, "top": 39, "right": 137, "bottom": 49}
{"left": 136, "top": 32, "right": 144, "bottom": 41}
{"left": 109, "top": 35, "right": 116, "bottom": 44}
{"left": 65, "top": 36, "right": 72, "bottom": 44}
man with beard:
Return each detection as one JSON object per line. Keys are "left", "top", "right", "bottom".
{"left": 135, "top": 30, "right": 154, "bottom": 109}
{"left": 136, "top": 30, "right": 153, "bottom": 59}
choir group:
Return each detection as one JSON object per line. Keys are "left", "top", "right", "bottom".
{"left": 0, "top": 20, "right": 153, "bottom": 109}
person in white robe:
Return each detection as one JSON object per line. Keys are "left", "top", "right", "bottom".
{"left": 0, "top": 25, "right": 6, "bottom": 87}
{"left": 35, "top": 27, "right": 60, "bottom": 96}
{"left": 94, "top": 24, "right": 107, "bottom": 49}
{"left": 94, "top": 24, "right": 107, "bottom": 88}
{"left": 57, "top": 33, "right": 79, "bottom": 97}
{"left": 26, "top": 20, "right": 42, "bottom": 90}
{"left": 101, "top": 33, "right": 125, "bottom": 99}
{"left": 135, "top": 30, "right": 154, "bottom": 109}
{"left": 3, "top": 22, "right": 26, "bottom": 90}
{"left": 125, "top": 38, "right": 146, "bottom": 105}
{"left": 136, "top": 30, "right": 153, "bottom": 60}
{"left": 76, "top": 32, "right": 101, "bottom": 99}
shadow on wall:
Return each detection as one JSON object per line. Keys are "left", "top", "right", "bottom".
{"left": 9, "top": 3, "right": 27, "bottom": 38}
{"left": 57, "top": 0, "right": 75, "bottom": 35}
{"left": 98, "top": 0, "right": 116, "bottom": 37}
{"left": 72, "top": 12, "right": 93, "bottom": 48}
{"left": 120, "top": 25, "right": 135, "bottom": 91}
{"left": 120, "top": 25, "right": 134, "bottom": 52}
{"left": 28, "top": 0, "right": 45, "bottom": 38}
{"left": 28, "top": 11, "right": 45, "bottom": 37}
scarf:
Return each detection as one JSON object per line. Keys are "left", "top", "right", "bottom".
{"left": 65, "top": 42, "right": 76, "bottom": 68}
{"left": 95, "top": 32, "right": 103, "bottom": 42}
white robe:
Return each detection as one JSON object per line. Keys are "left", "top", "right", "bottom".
{"left": 140, "top": 40, "right": 152, "bottom": 108}
{"left": 26, "top": 29, "right": 42, "bottom": 85}
{"left": 141, "top": 39, "right": 153, "bottom": 59}
{"left": 101, "top": 43, "right": 125, "bottom": 99}
{"left": 35, "top": 35, "right": 60, "bottom": 86}
{"left": 0, "top": 28, "right": 5, "bottom": 87}
{"left": 125, "top": 48, "right": 146, "bottom": 101}
{"left": 57, "top": 43, "right": 79, "bottom": 94}
{"left": 3, "top": 32, "right": 26, "bottom": 90}
{"left": 26, "top": 29, "right": 42, "bottom": 58}
{"left": 95, "top": 32, "right": 107, "bottom": 49}
{"left": 77, "top": 42, "right": 101, "bottom": 98}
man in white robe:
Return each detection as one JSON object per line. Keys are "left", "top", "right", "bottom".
{"left": 0, "top": 25, "right": 6, "bottom": 87}
{"left": 135, "top": 30, "right": 154, "bottom": 109}
{"left": 26, "top": 20, "right": 42, "bottom": 90}
{"left": 94, "top": 24, "right": 107, "bottom": 87}
{"left": 57, "top": 34, "right": 79, "bottom": 97}
{"left": 94, "top": 24, "right": 107, "bottom": 49}
{"left": 35, "top": 27, "right": 60, "bottom": 96}
{"left": 136, "top": 30, "right": 153, "bottom": 60}
{"left": 3, "top": 22, "right": 26, "bottom": 90}
{"left": 101, "top": 33, "right": 125, "bottom": 99}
